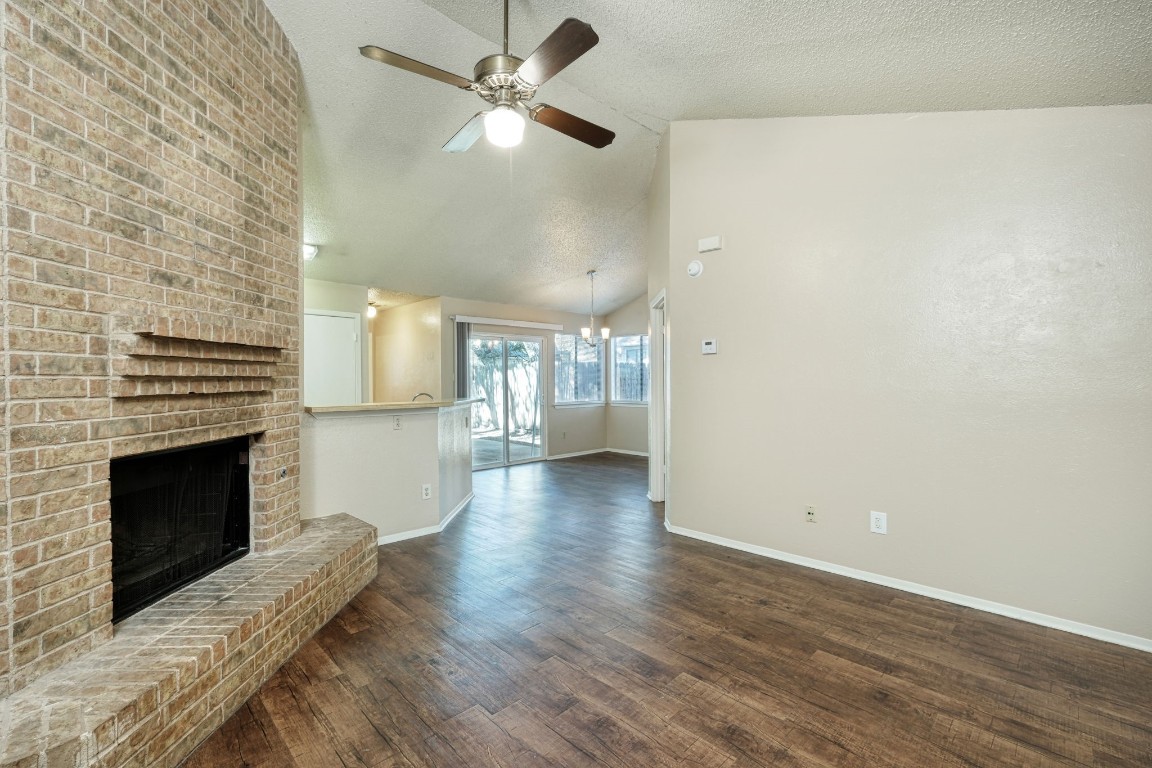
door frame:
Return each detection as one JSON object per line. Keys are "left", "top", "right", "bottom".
{"left": 648, "top": 291, "right": 668, "bottom": 504}
{"left": 470, "top": 332, "right": 547, "bottom": 469}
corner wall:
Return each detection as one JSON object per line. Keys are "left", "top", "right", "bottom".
{"left": 606, "top": 294, "right": 650, "bottom": 455}
{"left": 372, "top": 296, "right": 443, "bottom": 402}
{"left": 657, "top": 106, "right": 1152, "bottom": 643}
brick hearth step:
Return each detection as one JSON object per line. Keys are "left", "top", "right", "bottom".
{"left": 0, "top": 514, "right": 377, "bottom": 768}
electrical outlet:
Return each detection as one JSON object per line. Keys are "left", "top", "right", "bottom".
{"left": 870, "top": 510, "right": 887, "bottom": 535}
{"left": 393, "top": 415, "right": 402, "bottom": 430}
{"left": 421, "top": 483, "right": 432, "bottom": 500}
{"left": 805, "top": 504, "right": 816, "bottom": 523}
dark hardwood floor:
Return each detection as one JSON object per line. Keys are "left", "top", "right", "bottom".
{"left": 184, "top": 454, "right": 1152, "bottom": 767}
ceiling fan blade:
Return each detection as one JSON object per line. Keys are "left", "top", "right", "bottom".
{"left": 527, "top": 104, "right": 614, "bottom": 148}
{"left": 359, "top": 45, "right": 473, "bottom": 90}
{"left": 515, "top": 18, "right": 598, "bottom": 87}
{"left": 443, "top": 112, "right": 487, "bottom": 153}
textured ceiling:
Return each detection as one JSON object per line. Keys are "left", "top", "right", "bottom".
{"left": 367, "top": 287, "right": 432, "bottom": 311}
{"left": 263, "top": 0, "right": 1152, "bottom": 314}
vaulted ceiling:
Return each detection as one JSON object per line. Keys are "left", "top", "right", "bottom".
{"left": 263, "top": 0, "right": 1152, "bottom": 314}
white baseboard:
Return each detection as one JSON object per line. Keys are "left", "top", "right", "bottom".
{"left": 377, "top": 492, "right": 474, "bottom": 546}
{"left": 439, "top": 492, "right": 473, "bottom": 532}
{"left": 377, "top": 525, "right": 439, "bottom": 546}
{"left": 548, "top": 448, "right": 650, "bottom": 460}
{"left": 664, "top": 520, "right": 1152, "bottom": 654}
{"left": 547, "top": 448, "right": 608, "bottom": 460}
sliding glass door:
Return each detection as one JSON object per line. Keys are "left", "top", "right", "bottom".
{"left": 470, "top": 334, "right": 544, "bottom": 468}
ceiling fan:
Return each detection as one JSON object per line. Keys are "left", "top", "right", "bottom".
{"left": 360, "top": 0, "right": 615, "bottom": 153}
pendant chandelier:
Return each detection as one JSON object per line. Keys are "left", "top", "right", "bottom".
{"left": 580, "top": 270, "right": 609, "bottom": 345}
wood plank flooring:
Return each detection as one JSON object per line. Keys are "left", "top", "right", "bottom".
{"left": 184, "top": 454, "right": 1152, "bottom": 767}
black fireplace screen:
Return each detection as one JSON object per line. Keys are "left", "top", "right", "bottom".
{"left": 110, "top": 436, "right": 251, "bottom": 622}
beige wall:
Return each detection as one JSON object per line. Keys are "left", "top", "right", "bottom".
{"left": 607, "top": 404, "right": 648, "bottom": 455}
{"left": 300, "top": 404, "right": 473, "bottom": 540}
{"left": 438, "top": 404, "right": 473, "bottom": 523}
{"left": 606, "top": 294, "right": 651, "bottom": 454}
{"left": 440, "top": 296, "right": 609, "bottom": 457}
{"left": 302, "top": 278, "right": 370, "bottom": 401}
{"left": 301, "top": 410, "right": 440, "bottom": 537}
{"left": 656, "top": 106, "right": 1152, "bottom": 643}
{"left": 372, "top": 297, "right": 443, "bottom": 402}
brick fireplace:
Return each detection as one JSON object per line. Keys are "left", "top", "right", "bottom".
{"left": 0, "top": 1, "right": 377, "bottom": 765}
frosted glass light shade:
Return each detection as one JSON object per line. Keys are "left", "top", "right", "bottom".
{"left": 484, "top": 106, "right": 524, "bottom": 148}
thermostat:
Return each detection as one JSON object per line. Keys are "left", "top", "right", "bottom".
{"left": 701, "top": 339, "right": 717, "bottom": 355}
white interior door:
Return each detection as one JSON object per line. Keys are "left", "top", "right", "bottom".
{"left": 303, "top": 311, "right": 362, "bottom": 406}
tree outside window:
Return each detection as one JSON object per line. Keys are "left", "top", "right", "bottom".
{"left": 554, "top": 334, "right": 603, "bottom": 404}
{"left": 611, "top": 335, "right": 649, "bottom": 403}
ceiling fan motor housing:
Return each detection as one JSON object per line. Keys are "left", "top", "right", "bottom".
{"left": 472, "top": 54, "right": 538, "bottom": 104}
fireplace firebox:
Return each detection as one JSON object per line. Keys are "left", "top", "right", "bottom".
{"left": 110, "top": 436, "right": 251, "bottom": 622}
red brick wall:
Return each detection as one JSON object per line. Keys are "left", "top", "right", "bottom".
{"left": 1, "top": 0, "right": 301, "bottom": 696}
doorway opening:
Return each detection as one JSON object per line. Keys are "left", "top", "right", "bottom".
{"left": 469, "top": 334, "right": 545, "bottom": 468}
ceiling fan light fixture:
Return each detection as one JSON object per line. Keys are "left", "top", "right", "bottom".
{"left": 484, "top": 105, "right": 524, "bottom": 148}
{"left": 360, "top": 3, "right": 614, "bottom": 152}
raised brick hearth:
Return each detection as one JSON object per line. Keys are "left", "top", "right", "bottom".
{"left": 0, "top": 1, "right": 377, "bottom": 765}
{"left": 0, "top": 514, "right": 377, "bottom": 767}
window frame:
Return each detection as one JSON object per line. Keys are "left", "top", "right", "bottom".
{"left": 553, "top": 333, "right": 605, "bottom": 406}
{"left": 610, "top": 334, "right": 650, "bottom": 405}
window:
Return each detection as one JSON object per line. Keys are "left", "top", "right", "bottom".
{"left": 611, "top": 334, "right": 649, "bottom": 403}
{"left": 554, "top": 334, "right": 603, "bottom": 404}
